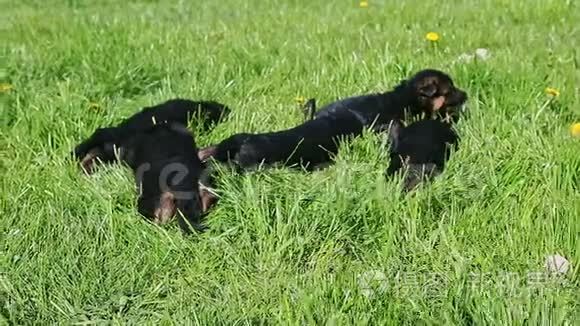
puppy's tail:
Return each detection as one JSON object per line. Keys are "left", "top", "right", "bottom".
{"left": 196, "top": 101, "right": 231, "bottom": 125}
{"left": 165, "top": 99, "right": 231, "bottom": 129}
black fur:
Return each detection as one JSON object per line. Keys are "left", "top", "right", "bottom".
{"left": 200, "top": 109, "right": 364, "bottom": 170}
{"left": 314, "top": 69, "right": 468, "bottom": 129}
{"left": 385, "top": 119, "right": 459, "bottom": 191}
{"left": 119, "top": 123, "right": 213, "bottom": 234}
{"left": 73, "top": 99, "right": 230, "bottom": 174}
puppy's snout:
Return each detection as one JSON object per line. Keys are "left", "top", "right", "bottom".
{"left": 153, "top": 192, "right": 176, "bottom": 224}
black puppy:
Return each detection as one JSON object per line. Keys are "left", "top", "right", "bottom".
{"left": 119, "top": 123, "right": 216, "bottom": 233}
{"left": 385, "top": 119, "right": 459, "bottom": 192}
{"left": 314, "top": 69, "right": 467, "bottom": 130}
{"left": 74, "top": 99, "right": 230, "bottom": 174}
{"left": 199, "top": 109, "right": 364, "bottom": 170}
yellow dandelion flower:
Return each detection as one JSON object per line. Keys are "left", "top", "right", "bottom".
{"left": 545, "top": 87, "right": 560, "bottom": 97}
{"left": 425, "top": 32, "right": 440, "bottom": 42}
{"left": 295, "top": 96, "right": 306, "bottom": 105}
{"left": 88, "top": 102, "right": 101, "bottom": 110}
{"left": 0, "top": 83, "right": 14, "bottom": 93}
{"left": 359, "top": 1, "right": 369, "bottom": 8}
{"left": 571, "top": 123, "right": 580, "bottom": 138}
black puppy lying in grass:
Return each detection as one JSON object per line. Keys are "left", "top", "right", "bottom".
{"left": 199, "top": 69, "right": 467, "bottom": 172}
{"left": 120, "top": 123, "right": 215, "bottom": 233}
{"left": 74, "top": 99, "right": 230, "bottom": 174}
{"left": 301, "top": 69, "right": 466, "bottom": 190}
{"left": 310, "top": 69, "right": 467, "bottom": 129}
{"left": 199, "top": 109, "right": 364, "bottom": 170}
{"left": 77, "top": 122, "right": 216, "bottom": 233}
{"left": 385, "top": 119, "right": 459, "bottom": 192}
{"left": 72, "top": 99, "right": 228, "bottom": 233}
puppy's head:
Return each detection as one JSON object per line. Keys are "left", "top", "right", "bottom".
{"left": 405, "top": 69, "right": 468, "bottom": 122}
{"left": 385, "top": 119, "right": 458, "bottom": 192}
{"left": 135, "top": 161, "right": 206, "bottom": 233}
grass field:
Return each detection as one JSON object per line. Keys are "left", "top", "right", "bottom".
{"left": 1, "top": 0, "right": 579, "bottom": 324}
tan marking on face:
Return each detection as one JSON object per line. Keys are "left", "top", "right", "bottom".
{"left": 200, "top": 190, "right": 217, "bottom": 212}
{"left": 432, "top": 96, "right": 445, "bottom": 111}
{"left": 80, "top": 149, "right": 100, "bottom": 175}
{"left": 199, "top": 183, "right": 218, "bottom": 212}
{"left": 154, "top": 192, "right": 176, "bottom": 224}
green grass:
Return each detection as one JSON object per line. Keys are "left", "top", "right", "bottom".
{"left": 1, "top": 0, "right": 579, "bottom": 323}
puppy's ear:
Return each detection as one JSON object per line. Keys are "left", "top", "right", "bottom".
{"left": 418, "top": 84, "right": 437, "bottom": 97}
{"left": 154, "top": 192, "right": 176, "bottom": 224}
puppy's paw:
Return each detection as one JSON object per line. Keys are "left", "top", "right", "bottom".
{"left": 402, "top": 163, "right": 441, "bottom": 192}
{"left": 79, "top": 148, "right": 102, "bottom": 175}
{"left": 198, "top": 146, "right": 217, "bottom": 162}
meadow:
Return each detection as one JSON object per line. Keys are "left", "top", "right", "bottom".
{"left": 1, "top": 0, "right": 579, "bottom": 324}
